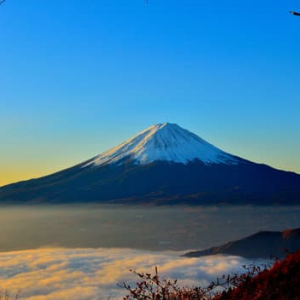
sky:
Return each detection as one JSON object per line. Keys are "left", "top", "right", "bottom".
{"left": 0, "top": 0, "right": 300, "bottom": 186}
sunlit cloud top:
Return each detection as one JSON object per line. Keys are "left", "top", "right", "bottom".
{"left": 0, "top": 247, "right": 265, "bottom": 300}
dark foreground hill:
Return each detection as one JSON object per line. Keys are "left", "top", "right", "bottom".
{"left": 185, "top": 228, "right": 300, "bottom": 259}
{"left": 1, "top": 123, "right": 300, "bottom": 205}
{"left": 216, "top": 249, "right": 300, "bottom": 300}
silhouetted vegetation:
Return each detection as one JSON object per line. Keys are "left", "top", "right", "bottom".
{"left": 0, "top": 290, "right": 19, "bottom": 300}
{"left": 122, "top": 249, "right": 300, "bottom": 300}
{"left": 217, "top": 249, "right": 300, "bottom": 300}
{"left": 290, "top": 11, "right": 300, "bottom": 16}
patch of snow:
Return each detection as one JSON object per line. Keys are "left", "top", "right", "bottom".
{"left": 83, "top": 123, "right": 239, "bottom": 168}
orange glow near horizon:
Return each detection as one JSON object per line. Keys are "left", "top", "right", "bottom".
{"left": 0, "top": 168, "right": 45, "bottom": 187}
{"left": 0, "top": 164, "right": 67, "bottom": 187}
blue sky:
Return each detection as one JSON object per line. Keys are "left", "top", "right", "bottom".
{"left": 0, "top": 0, "right": 299, "bottom": 186}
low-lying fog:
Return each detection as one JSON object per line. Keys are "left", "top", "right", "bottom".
{"left": 0, "top": 247, "right": 267, "bottom": 300}
{"left": 1, "top": 205, "right": 300, "bottom": 252}
{"left": 1, "top": 205, "right": 299, "bottom": 299}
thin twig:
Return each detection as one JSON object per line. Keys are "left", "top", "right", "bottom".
{"left": 290, "top": 11, "right": 300, "bottom": 16}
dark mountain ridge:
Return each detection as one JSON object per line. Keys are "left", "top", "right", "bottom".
{"left": 185, "top": 228, "right": 300, "bottom": 259}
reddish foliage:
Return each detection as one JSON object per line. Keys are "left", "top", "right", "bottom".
{"left": 217, "top": 249, "right": 300, "bottom": 300}
{"left": 121, "top": 267, "right": 219, "bottom": 300}
{"left": 123, "top": 250, "right": 300, "bottom": 300}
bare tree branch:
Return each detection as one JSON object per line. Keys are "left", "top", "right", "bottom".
{"left": 290, "top": 11, "right": 300, "bottom": 17}
{"left": 0, "top": 0, "right": 6, "bottom": 6}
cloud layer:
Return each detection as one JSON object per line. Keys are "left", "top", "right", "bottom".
{"left": 0, "top": 248, "right": 262, "bottom": 300}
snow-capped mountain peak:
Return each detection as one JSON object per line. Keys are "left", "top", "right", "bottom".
{"left": 84, "top": 123, "right": 238, "bottom": 167}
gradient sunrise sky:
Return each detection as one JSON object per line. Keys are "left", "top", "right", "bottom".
{"left": 0, "top": 0, "right": 299, "bottom": 187}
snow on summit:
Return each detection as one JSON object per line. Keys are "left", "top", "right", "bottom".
{"left": 84, "top": 123, "right": 238, "bottom": 167}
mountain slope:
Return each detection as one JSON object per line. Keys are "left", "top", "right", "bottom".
{"left": 1, "top": 123, "right": 300, "bottom": 205}
{"left": 84, "top": 123, "right": 238, "bottom": 167}
{"left": 185, "top": 228, "right": 300, "bottom": 259}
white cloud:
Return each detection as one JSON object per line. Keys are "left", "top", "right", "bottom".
{"left": 0, "top": 248, "right": 263, "bottom": 300}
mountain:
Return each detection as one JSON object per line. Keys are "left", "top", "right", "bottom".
{"left": 83, "top": 123, "right": 239, "bottom": 167}
{"left": 1, "top": 122, "right": 300, "bottom": 204}
{"left": 184, "top": 228, "right": 300, "bottom": 259}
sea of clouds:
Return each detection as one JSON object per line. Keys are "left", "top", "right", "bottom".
{"left": 0, "top": 248, "right": 264, "bottom": 300}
